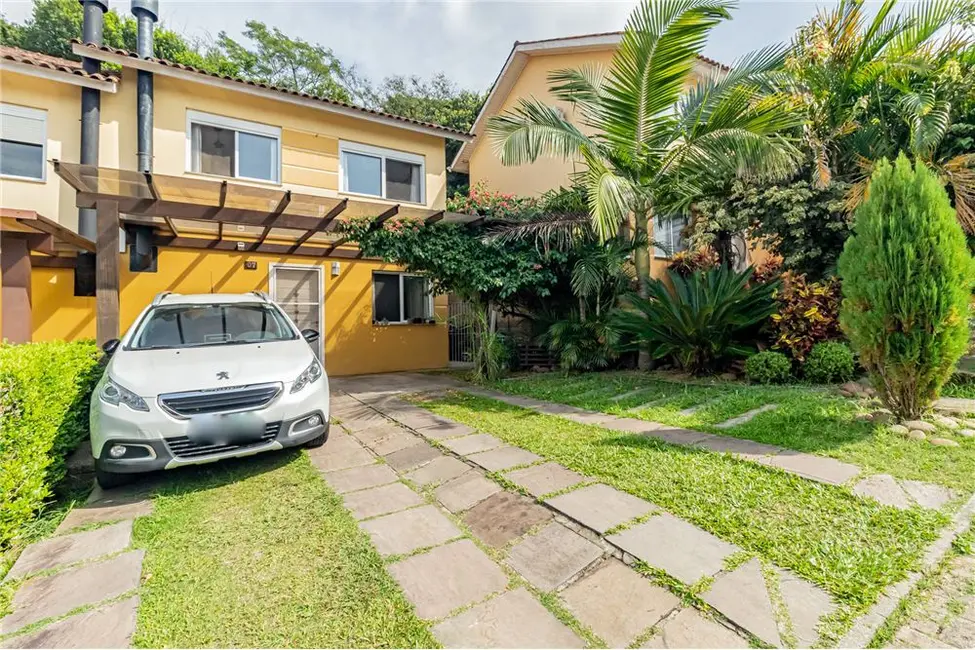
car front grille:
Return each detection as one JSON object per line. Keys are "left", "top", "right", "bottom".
{"left": 165, "top": 422, "right": 281, "bottom": 459}
{"left": 158, "top": 382, "right": 282, "bottom": 418}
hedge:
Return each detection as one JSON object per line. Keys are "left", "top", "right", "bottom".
{"left": 0, "top": 340, "right": 102, "bottom": 551}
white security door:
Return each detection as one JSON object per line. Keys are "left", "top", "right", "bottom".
{"left": 270, "top": 264, "right": 324, "bottom": 359}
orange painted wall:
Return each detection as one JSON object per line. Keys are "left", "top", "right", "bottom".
{"left": 26, "top": 247, "right": 447, "bottom": 376}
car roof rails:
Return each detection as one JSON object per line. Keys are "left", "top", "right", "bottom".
{"left": 249, "top": 291, "right": 272, "bottom": 302}
{"left": 151, "top": 291, "right": 176, "bottom": 306}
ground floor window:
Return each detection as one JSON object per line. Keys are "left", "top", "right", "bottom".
{"left": 653, "top": 215, "right": 690, "bottom": 258}
{"left": 373, "top": 272, "right": 433, "bottom": 324}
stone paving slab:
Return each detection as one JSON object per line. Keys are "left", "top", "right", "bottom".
{"left": 641, "top": 608, "right": 749, "bottom": 648}
{"left": 338, "top": 411, "right": 392, "bottom": 433}
{"left": 441, "top": 433, "right": 505, "bottom": 456}
{"left": 404, "top": 456, "right": 471, "bottom": 487}
{"left": 607, "top": 513, "right": 738, "bottom": 584}
{"left": 691, "top": 435, "right": 783, "bottom": 461}
{"left": 323, "top": 463, "right": 398, "bottom": 494}
{"left": 755, "top": 449, "right": 860, "bottom": 485}
{"left": 506, "top": 522, "right": 603, "bottom": 591}
{"left": 561, "top": 411, "right": 623, "bottom": 426}
{"left": 360, "top": 504, "right": 462, "bottom": 556}
{"left": 56, "top": 499, "right": 153, "bottom": 535}
{"left": 466, "top": 445, "right": 541, "bottom": 472}
{"left": 383, "top": 441, "right": 443, "bottom": 472}
{"left": 433, "top": 587, "right": 584, "bottom": 649}
{"left": 463, "top": 491, "right": 553, "bottom": 548}
{"left": 603, "top": 418, "right": 667, "bottom": 435}
{"left": 391, "top": 410, "right": 456, "bottom": 431}
{"left": 504, "top": 462, "right": 586, "bottom": 498}
{"left": 6, "top": 521, "right": 132, "bottom": 581}
{"left": 901, "top": 480, "right": 954, "bottom": 510}
{"left": 777, "top": 568, "right": 835, "bottom": 648}
{"left": 853, "top": 474, "right": 913, "bottom": 509}
{"left": 349, "top": 423, "right": 403, "bottom": 447}
{"left": 369, "top": 431, "right": 423, "bottom": 456}
{"left": 702, "top": 558, "right": 782, "bottom": 647}
{"left": 545, "top": 483, "right": 656, "bottom": 534}
{"left": 562, "top": 560, "right": 679, "bottom": 648}
{"left": 0, "top": 550, "right": 144, "bottom": 635}
{"left": 714, "top": 404, "right": 778, "bottom": 429}
{"left": 934, "top": 397, "right": 975, "bottom": 415}
{"left": 413, "top": 421, "right": 477, "bottom": 441}
{"left": 307, "top": 436, "right": 374, "bottom": 472}
{"left": 342, "top": 482, "right": 423, "bottom": 520}
{"left": 0, "top": 596, "right": 139, "bottom": 649}
{"left": 643, "top": 427, "right": 717, "bottom": 447}
{"left": 435, "top": 472, "right": 502, "bottom": 513}
{"left": 388, "top": 539, "right": 508, "bottom": 620}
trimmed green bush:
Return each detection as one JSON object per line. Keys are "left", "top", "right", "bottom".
{"left": 803, "top": 341, "right": 856, "bottom": 384}
{"left": 838, "top": 155, "right": 974, "bottom": 419}
{"left": 1, "top": 341, "right": 102, "bottom": 551}
{"left": 745, "top": 351, "right": 793, "bottom": 384}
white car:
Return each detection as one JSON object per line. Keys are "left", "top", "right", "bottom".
{"left": 90, "top": 292, "right": 329, "bottom": 489}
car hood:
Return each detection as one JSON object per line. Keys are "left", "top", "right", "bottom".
{"left": 109, "top": 340, "right": 316, "bottom": 396}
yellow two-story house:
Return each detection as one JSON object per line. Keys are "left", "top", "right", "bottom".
{"left": 452, "top": 32, "right": 768, "bottom": 277}
{"left": 0, "top": 0, "right": 472, "bottom": 376}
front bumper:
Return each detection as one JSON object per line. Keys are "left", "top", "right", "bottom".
{"left": 91, "top": 375, "right": 330, "bottom": 474}
{"left": 95, "top": 413, "right": 329, "bottom": 473}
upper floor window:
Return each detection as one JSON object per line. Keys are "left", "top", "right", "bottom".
{"left": 340, "top": 141, "right": 424, "bottom": 204}
{"left": 0, "top": 104, "right": 46, "bottom": 181}
{"left": 187, "top": 110, "right": 280, "bottom": 183}
{"left": 653, "top": 215, "right": 690, "bottom": 258}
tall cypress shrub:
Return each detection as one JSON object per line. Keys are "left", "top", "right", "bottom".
{"left": 838, "top": 154, "right": 973, "bottom": 419}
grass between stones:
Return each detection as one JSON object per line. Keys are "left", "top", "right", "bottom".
{"left": 491, "top": 372, "right": 975, "bottom": 493}
{"left": 416, "top": 392, "right": 946, "bottom": 611}
{"left": 131, "top": 451, "right": 437, "bottom": 649}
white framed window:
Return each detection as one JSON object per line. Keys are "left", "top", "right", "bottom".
{"left": 339, "top": 141, "right": 425, "bottom": 204}
{"left": 186, "top": 110, "right": 281, "bottom": 183}
{"left": 0, "top": 104, "right": 46, "bottom": 181}
{"left": 653, "top": 215, "right": 690, "bottom": 258}
{"left": 372, "top": 272, "right": 434, "bottom": 324}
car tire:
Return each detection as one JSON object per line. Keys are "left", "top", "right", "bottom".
{"left": 305, "top": 431, "right": 327, "bottom": 448}
{"left": 95, "top": 468, "right": 133, "bottom": 490}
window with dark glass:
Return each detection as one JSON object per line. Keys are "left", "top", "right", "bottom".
{"left": 341, "top": 143, "right": 424, "bottom": 204}
{"left": 372, "top": 272, "right": 432, "bottom": 323}
{"left": 188, "top": 112, "right": 280, "bottom": 182}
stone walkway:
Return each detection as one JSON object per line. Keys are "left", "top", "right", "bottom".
{"left": 456, "top": 385, "right": 955, "bottom": 511}
{"left": 0, "top": 486, "right": 152, "bottom": 648}
{"left": 329, "top": 375, "right": 840, "bottom": 648}
{"left": 886, "top": 553, "right": 975, "bottom": 649}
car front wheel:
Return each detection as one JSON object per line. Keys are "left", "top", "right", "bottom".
{"left": 96, "top": 468, "right": 134, "bottom": 490}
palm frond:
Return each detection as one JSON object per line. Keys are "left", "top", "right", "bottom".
{"left": 583, "top": 150, "right": 638, "bottom": 241}
{"left": 486, "top": 97, "right": 595, "bottom": 166}
{"left": 485, "top": 212, "right": 593, "bottom": 252}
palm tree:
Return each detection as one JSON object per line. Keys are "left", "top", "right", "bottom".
{"left": 485, "top": 0, "right": 802, "bottom": 368}
{"left": 786, "top": 0, "right": 974, "bottom": 223}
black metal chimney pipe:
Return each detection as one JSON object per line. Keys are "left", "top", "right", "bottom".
{"left": 78, "top": 0, "right": 108, "bottom": 242}
{"left": 131, "top": 0, "right": 158, "bottom": 173}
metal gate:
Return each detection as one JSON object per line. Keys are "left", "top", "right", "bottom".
{"left": 448, "top": 297, "right": 475, "bottom": 365}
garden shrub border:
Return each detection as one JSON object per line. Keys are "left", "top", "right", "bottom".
{"left": 0, "top": 341, "right": 102, "bottom": 552}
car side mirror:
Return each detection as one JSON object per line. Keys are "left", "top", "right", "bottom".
{"left": 102, "top": 338, "right": 121, "bottom": 355}
{"left": 301, "top": 329, "right": 320, "bottom": 344}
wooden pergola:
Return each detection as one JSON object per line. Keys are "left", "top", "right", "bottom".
{"left": 50, "top": 161, "right": 480, "bottom": 345}
{"left": 0, "top": 207, "right": 96, "bottom": 343}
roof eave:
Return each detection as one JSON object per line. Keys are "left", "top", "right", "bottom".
{"left": 71, "top": 43, "right": 473, "bottom": 142}
{"left": 0, "top": 58, "right": 117, "bottom": 92}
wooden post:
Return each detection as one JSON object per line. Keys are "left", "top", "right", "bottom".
{"left": 96, "top": 199, "right": 120, "bottom": 345}
{"left": 1, "top": 235, "right": 32, "bottom": 343}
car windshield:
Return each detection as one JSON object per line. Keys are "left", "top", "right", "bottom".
{"left": 130, "top": 303, "right": 297, "bottom": 350}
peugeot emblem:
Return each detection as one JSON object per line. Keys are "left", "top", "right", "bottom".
{"left": 216, "top": 371, "right": 230, "bottom": 380}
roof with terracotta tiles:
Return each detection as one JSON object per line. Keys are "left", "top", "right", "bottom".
{"left": 71, "top": 40, "right": 471, "bottom": 139}
{"left": 0, "top": 44, "right": 118, "bottom": 82}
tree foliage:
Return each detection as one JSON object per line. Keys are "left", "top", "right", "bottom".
{"left": 838, "top": 154, "right": 974, "bottom": 418}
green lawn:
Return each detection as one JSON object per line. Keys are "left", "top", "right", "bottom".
{"left": 133, "top": 451, "right": 436, "bottom": 648}
{"left": 416, "top": 392, "right": 945, "bottom": 612}
{"left": 490, "top": 372, "right": 975, "bottom": 493}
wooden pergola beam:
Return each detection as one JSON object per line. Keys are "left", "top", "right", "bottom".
{"left": 424, "top": 210, "right": 445, "bottom": 225}
{"left": 154, "top": 235, "right": 368, "bottom": 259}
{"left": 95, "top": 200, "right": 120, "bottom": 345}
{"left": 1, "top": 236, "right": 32, "bottom": 343}
{"left": 258, "top": 190, "right": 292, "bottom": 243}
{"left": 291, "top": 199, "right": 348, "bottom": 252}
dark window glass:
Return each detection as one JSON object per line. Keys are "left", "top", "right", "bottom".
{"left": 192, "top": 123, "right": 235, "bottom": 177}
{"left": 132, "top": 304, "right": 296, "bottom": 349}
{"left": 403, "top": 276, "right": 430, "bottom": 320}
{"left": 373, "top": 272, "right": 401, "bottom": 322}
{"left": 386, "top": 159, "right": 421, "bottom": 202}
{"left": 0, "top": 139, "right": 43, "bottom": 179}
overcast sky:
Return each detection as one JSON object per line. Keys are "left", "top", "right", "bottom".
{"left": 3, "top": 0, "right": 856, "bottom": 91}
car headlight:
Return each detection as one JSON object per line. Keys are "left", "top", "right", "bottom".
{"left": 99, "top": 378, "right": 150, "bottom": 412}
{"left": 291, "top": 359, "right": 323, "bottom": 394}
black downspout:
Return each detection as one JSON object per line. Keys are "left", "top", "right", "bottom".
{"left": 78, "top": 0, "right": 107, "bottom": 243}
{"left": 132, "top": 0, "right": 158, "bottom": 174}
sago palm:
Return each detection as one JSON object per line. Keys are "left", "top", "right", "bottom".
{"left": 485, "top": 0, "right": 801, "bottom": 367}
